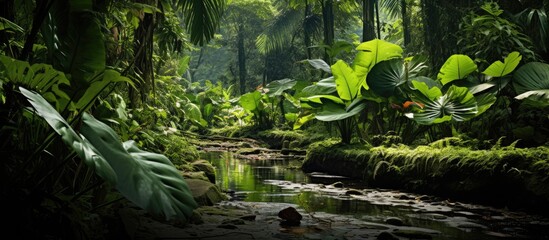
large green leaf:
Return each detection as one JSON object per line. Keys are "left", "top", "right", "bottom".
{"left": 300, "top": 59, "right": 332, "bottom": 73}
{"left": 407, "top": 85, "right": 478, "bottom": 124}
{"left": 513, "top": 62, "right": 549, "bottom": 95}
{"left": 367, "top": 58, "right": 405, "bottom": 98}
{"left": 20, "top": 87, "right": 198, "bottom": 221}
{"left": 475, "top": 93, "right": 497, "bottom": 116}
{"left": 437, "top": 55, "right": 477, "bottom": 86}
{"left": 19, "top": 87, "right": 116, "bottom": 184}
{"left": 81, "top": 113, "right": 198, "bottom": 220}
{"left": 411, "top": 81, "right": 442, "bottom": 101}
{"left": 239, "top": 91, "right": 262, "bottom": 112}
{"left": 332, "top": 60, "right": 359, "bottom": 101}
{"left": 482, "top": 51, "right": 522, "bottom": 77}
{"left": 302, "top": 77, "right": 337, "bottom": 96}
{"left": 303, "top": 95, "right": 344, "bottom": 105}
{"left": 75, "top": 70, "right": 132, "bottom": 110}
{"left": 293, "top": 113, "right": 315, "bottom": 130}
{"left": 315, "top": 100, "right": 366, "bottom": 122}
{"left": 515, "top": 90, "right": 549, "bottom": 107}
{"left": 0, "top": 56, "right": 70, "bottom": 108}
{"left": 353, "top": 39, "right": 403, "bottom": 89}
{"left": 44, "top": 3, "right": 106, "bottom": 85}
{"left": 265, "top": 78, "right": 296, "bottom": 97}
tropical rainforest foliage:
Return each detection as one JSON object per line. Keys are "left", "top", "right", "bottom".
{"left": 0, "top": 0, "right": 548, "bottom": 238}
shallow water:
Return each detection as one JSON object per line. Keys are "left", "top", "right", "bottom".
{"left": 202, "top": 150, "right": 549, "bottom": 239}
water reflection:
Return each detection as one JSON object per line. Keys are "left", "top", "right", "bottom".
{"left": 201, "top": 151, "right": 549, "bottom": 240}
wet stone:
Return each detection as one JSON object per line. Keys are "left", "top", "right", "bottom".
{"left": 217, "top": 224, "right": 238, "bottom": 229}
{"left": 331, "top": 182, "right": 344, "bottom": 188}
{"left": 377, "top": 231, "right": 399, "bottom": 240}
{"left": 278, "top": 207, "right": 302, "bottom": 226}
{"left": 222, "top": 218, "right": 246, "bottom": 225}
{"left": 240, "top": 215, "right": 257, "bottom": 221}
{"left": 385, "top": 217, "right": 405, "bottom": 226}
{"left": 345, "top": 189, "right": 364, "bottom": 195}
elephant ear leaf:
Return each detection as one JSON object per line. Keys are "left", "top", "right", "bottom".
{"left": 265, "top": 78, "right": 296, "bottom": 97}
{"left": 332, "top": 60, "right": 359, "bottom": 101}
{"left": 482, "top": 51, "right": 522, "bottom": 77}
{"left": 80, "top": 113, "right": 198, "bottom": 221}
{"left": 353, "top": 39, "right": 403, "bottom": 90}
{"left": 437, "top": 55, "right": 477, "bottom": 86}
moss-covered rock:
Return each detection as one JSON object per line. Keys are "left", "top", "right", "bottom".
{"left": 303, "top": 138, "right": 549, "bottom": 215}
{"left": 185, "top": 179, "right": 228, "bottom": 206}
{"left": 191, "top": 160, "right": 216, "bottom": 183}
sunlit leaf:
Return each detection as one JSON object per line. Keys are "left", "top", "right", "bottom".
{"left": 353, "top": 39, "right": 403, "bottom": 89}
{"left": 482, "top": 51, "right": 522, "bottom": 77}
{"left": 332, "top": 60, "right": 359, "bottom": 101}
{"left": 437, "top": 55, "right": 477, "bottom": 86}
{"left": 293, "top": 113, "right": 315, "bottom": 130}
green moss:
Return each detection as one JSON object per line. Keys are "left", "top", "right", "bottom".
{"left": 304, "top": 139, "right": 549, "bottom": 212}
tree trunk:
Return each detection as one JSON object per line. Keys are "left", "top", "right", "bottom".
{"left": 402, "top": 0, "right": 410, "bottom": 47}
{"left": 130, "top": 0, "right": 157, "bottom": 106}
{"left": 322, "top": 0, "right": 334, "bottom": 64}
{"left": 303, "top": 0, "right": 312, "bottom": 59}
{"left": 362, "top": 0, "right": 376, "bottom": 42}
{"left": 237, "top": 25, "right": 247, "bottom": 95}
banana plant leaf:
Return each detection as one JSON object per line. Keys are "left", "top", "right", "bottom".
{"left": 437, "top": 55, "right": 477, "bottom": 86}
{"left": 20, "top": 87, "right": 198, "bottom": 221}
{"left": 265, "top": 78, "right": 296, "bottom": 97}
{"left": 19, "top": 87, "right": 117, "bottom": 185}
{"left": 353, "top": 39, "right": 403, "bottom": 89}
{"left": 407, "top": 83, "right": 478, "bottom": 124}
{"left": 81, "top": 114, "right": 197, "bottom": 221}
{"left": 482, "top": 51, "right": 522, "bottom": 77}
{"left": 367, "top": 58, "right": 405, "bottom": 98}
{"left": 332, "top": 60, "right": 360, "bottom": 101}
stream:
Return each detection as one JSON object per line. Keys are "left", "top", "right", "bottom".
{"left": 201, "top": 149, "right": 549, "bottom": 239}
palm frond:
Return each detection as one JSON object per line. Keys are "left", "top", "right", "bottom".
{"left": 256, "top": 8, "right": 302, "bottom": 54}
{"left": 380, "top": 0, "right": 401, "bottom": 19}
{"left": 179, "top": 0, "right": 227, "bottom": 46}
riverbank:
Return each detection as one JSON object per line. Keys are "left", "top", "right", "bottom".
{"left": 302, "top": 138, "right": 549, "bottom": 216}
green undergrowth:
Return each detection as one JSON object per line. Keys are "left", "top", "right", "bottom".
{"left": 209, "top": 122, "right": 331, "bottom": 149}
{"left": 303, "top": 138, "right": 549, "bottom": 214}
